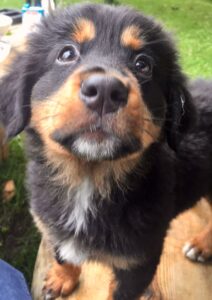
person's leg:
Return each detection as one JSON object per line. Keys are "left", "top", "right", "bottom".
{"left": 0, "top": 259, "right": 32, "bottom": 300}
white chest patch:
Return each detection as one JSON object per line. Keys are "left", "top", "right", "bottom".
{"left": 64, "top": 177, "right": 96, "bottom": 234}
{"left": 59, "top": 238, "right": 88, "bottom": 265}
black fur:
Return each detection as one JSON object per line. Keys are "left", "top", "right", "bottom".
{"left": 0, "top": 4, "right": 212, "bottom": 300}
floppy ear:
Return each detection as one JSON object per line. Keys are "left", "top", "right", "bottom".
{"left": 0, "top": 52, "right": 39, "bottom": 139}
{"left": 165, "top": 78, "right": 196, "bottom": 151}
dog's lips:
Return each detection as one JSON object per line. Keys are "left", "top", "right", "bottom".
{"left": 51, "top": 118, "right": 114, "bottom": 148}
{"left": 80, "top": 129, "right": 109, "bottom": 142}
{"left": 51, "top": 114, "right": 142, "bottom": 161}
{"left": 69, "top": 114, "right": 116, "bottom": 142}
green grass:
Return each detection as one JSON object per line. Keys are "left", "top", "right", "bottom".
{"left": 0, "top": 0, "right": 211, "bottom": 286}
{"left": 0, "top": 0, "right": 21, "bottom": 9}
{"left": 0, "top": 137, "right": 40, "bottom": 284}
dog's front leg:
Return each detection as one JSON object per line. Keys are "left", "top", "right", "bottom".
{"left": 43, "top": 260, "right": 81, "bottom": 300}
{"left": 108, "top": 256, "right": 160, "bottom": 300}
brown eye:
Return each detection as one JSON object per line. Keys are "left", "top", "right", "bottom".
{"left": 57, "top": 45, "right": 79, "bottom": 63}
{"left": 135, "top": 55, "right": 152, "bottom": 76}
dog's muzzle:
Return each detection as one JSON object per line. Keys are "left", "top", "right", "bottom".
{"left": 80, "top": 74, "right": 129, "bottom": 116}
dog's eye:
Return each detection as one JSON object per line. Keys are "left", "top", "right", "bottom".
{"left": 57, "top": 46, "right": 79, "bottom": 63}
{"left": 134, "top": 55, "right": 152, "bottom": 76}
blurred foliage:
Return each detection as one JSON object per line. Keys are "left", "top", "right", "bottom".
{"left": 0, "top": 137, "right": 40, "bottom": 284}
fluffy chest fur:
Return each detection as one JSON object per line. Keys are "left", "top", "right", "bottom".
{"left": 29, "top": 144, "right": 176, "bottom": 266}
{"left": 63, "top": 177, "right": 96, "bottom": 234}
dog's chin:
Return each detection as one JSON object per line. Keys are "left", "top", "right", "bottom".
{"left": 67, "top": 133, "right": 141, "bottom": 162}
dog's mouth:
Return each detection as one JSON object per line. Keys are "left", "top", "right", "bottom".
{"left": 51, "top": 115, "right": 141, "bottom": 161}
{"left": 78, "top": 128, "right": 109, "bottom": 142}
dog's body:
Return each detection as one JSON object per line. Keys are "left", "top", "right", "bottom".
{"left": 0, "top": 4, "right": 212, "bottom": 300}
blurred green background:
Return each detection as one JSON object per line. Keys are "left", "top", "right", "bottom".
{"left": 0, "top": 0, "right": 211, "bottom": 285}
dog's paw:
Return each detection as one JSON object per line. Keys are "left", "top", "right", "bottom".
{"left": 183, "top": 223, "right": 212, "bottom": 263}
{"left": 183, "top": 242, "right": 211, "bottom": 263}
{"left": 140, "top": 288, "right": 161, "bottom": 300}
{"left": 43, "top": 262, "right": 81, "bottom": 299}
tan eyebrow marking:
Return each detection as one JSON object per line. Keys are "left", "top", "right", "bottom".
{"left": 121, "top": 25, "right": 143, "bottom": 50}
{"left": 71, "top": 18, "right": 96, "bottom": 43}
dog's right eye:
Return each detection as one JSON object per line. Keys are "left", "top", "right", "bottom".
{"left": 57, "top": 46, "right": 79, "bottom": 63}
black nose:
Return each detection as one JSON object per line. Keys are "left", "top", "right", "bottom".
{"left": 80, "top": 75, "right": 129, "bottom": 115}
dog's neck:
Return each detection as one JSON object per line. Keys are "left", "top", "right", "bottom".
{"left": 44, "top": 148, "right": 142, "bottom": 197}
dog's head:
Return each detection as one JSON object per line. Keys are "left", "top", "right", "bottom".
{"left": 0, "top": 4, "right": 195, "bottom": 162}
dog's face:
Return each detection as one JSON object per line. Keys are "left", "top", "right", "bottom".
{"left": 0, "top": 4, "right": 194, "bottom": 162}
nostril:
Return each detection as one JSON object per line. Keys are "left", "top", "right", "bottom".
{"left": 111, "top": 90, "right": 120, "bottom": 102}
{"left": 80, "top": 75, "right": 129, "bottom": 115}
{"left": 110, "top": 85, "right": 129, "bottom": 105}
{"left": 88, "top": 85, "right": 98, "bottom": 97}
{"left": 80, "top": 77, "right": 103, "bottom": 115}
{"left": 81, "top": 82, "right": 98, "bottom": 98}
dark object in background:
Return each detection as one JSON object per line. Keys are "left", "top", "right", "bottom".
{"left": 0, "top": 9, "right": 22, "bottom": 25}
{"left": 34, "top": 0, "right": 42, "bottom": 5}
{"left": 104, "top": 0, "right": 119, "bottom": 5}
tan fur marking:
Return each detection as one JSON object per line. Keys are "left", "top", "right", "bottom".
{"left": 107, "top": 277, "right": 117, "bottom": 300}
{"left": 44, "top": 261, "right": 81, "bottom": 298}
{"left": 121, "top": 25, "right": 143, "bottom": 50}
{"left": 92, "top": 153, "right": 141, "bottom": 196}
{"left": 115, "top": 71, "right": 161, "bottom": 151}
{"left": 142, "top": 114, "right": 161, "bottom": 149}
{"left": 72, "top": 18, "right": 96, "bottom": 43}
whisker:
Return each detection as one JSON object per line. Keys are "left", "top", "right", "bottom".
{"left": 148, "top": 103, "right": 179, "bottom": 113}
{"left": 140, "top": 78, "right": 152, "bottom": 85}
{"left": 144, "top": 38, "right": 170, "bottom": 46}
{"left": 31, "top": 113, "right": 61, "bottom": 122}
{"left": 144, "top": 117, "right": 183, "bottom": 134}
{"left": 143, "top": 116, "right": 166, "bottom": 122}
{"left": 142, "top": 128, "right": 159, "bottom": 142}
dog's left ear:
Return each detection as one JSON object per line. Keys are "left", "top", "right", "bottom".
{"left": 165, "top": 77, "right": 196, "bottom": 151}
{"left": 0, "top": 51, "right": 39, "bottom": 139}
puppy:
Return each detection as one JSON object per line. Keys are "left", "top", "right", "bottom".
{"left": 0, "top": 4, "right": 212, "bottom": 300}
